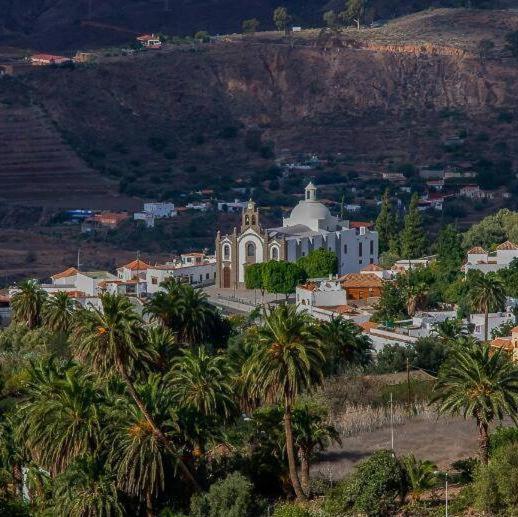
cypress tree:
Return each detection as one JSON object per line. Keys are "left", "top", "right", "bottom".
{"left": 400, "top": 193, "right": 428, "bottom": 259}
{"left": 375, "top": 189, "right": 397, "bottom": 253}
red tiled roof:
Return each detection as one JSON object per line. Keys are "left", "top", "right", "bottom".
{"left": 120, "top": 259, "right": 150, "bottom": 271}
{"left": 31, "top": 53, "right": 70, "bottom": 62}
{"left": 467, "top": 246, "right": 486, "bottom": 254}
{"left": 52, "top": 267, "right": 79, "bottom": 280}
{"left": 496, "top": 241, "right": 518, "bottom": 251}
{"left": 349, "top": 221, "right": 373, "bottom": 229}
{"left": 491, "top": 337, "right": 513, "bottom": 350}
{"left": 340, "top": 273, "right": 383, "bottom": 288}
{"left": 298, "top": 282, "right": 318, "bottom": 292}
{"left": 316, "top": 305, "right": 358, "bottom": 315}
{"left": 361, "top": 263, "right": 382, "bottom": 272}
{"left": 358, "top": 321, "right": 378, "bottom": 333}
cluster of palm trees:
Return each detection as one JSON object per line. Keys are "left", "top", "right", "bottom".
{"left": 0, "top": 279, "right": 373, "bottom": 514}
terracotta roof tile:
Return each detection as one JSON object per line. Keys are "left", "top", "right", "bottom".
{"left": 491, "top": 337, "right": 513, "bottom": 350}
{"left": 316, "top": 305, "right": 358, "bottom": 315}
{"left": 467, "top": 246, "right": 486, "bottom": 254}
{"left": 361, "top": 263, "right": 382, "bottom": 272}
{"left": 496, "top": 241, "right": 518, "bottom": 251}
{"left": 358, "top": 321, "right": 378, "bottom": 333}
{"left": 120, "top": 259, "right": 150, "bottom": 271}
{"left": 339, "top": 273, "right": 383, "bottom": 288}
{"left": 51, "top": 267, "right": 79, "bottom": 280}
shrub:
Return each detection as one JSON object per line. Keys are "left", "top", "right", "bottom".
{"left": 451, "top": 458, "right": 478, "bottom": 484}
{"left": 191, "top": 472, "right": 255, "bottom": 517}
{"left": 489, "top": 426, "right": 518, "bottom": 455}
{"left": 273, "top": 502, "right": 315, "bottom": 517}
{"left": 473, "top": 442, "right": 518, "bottom": 514}
{"left": 323, "top": 450, "right": 407, "bottom": 516}
{"left": 375, "top": 344, "right": 414, "bottom": 374}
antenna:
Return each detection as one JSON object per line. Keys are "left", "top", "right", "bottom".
{"left": 77, "top": 248, "right": 81, "bottom": 271}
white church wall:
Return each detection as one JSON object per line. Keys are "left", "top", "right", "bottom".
{"left": 238, "top": 231, "right": 265, "bottom": 282}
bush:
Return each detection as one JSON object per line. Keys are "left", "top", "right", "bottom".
{"left": 375, "top": 344, "right": 414, "bottom": 374}
{"left": 451, "top": 458, "right": 478, "bottom": 484}
{"left": 323, "top": 450, "right": 407, "bottom": 516}
{"left": 273, "top": 502, "right": 315, "bottom": 517}
{"left": 413, "top": 337, "right": 450, "bottom": 374}
{"left": 191, "top": 472, "right": 255, "bottom": 517}
{"left": 473, "top": 442, "right": 518, "bottom": 514}
{"left": 489, "top": 426, "right": 518, "bottom": 455}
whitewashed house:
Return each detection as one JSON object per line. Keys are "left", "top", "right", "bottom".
{"left": 469, "top": 312, "right": 515, "bottom": 341}
{"left": 217, "top": 199, "right": 248, "bottom": 213}
{"left": 463, "top": 241, "right": 518, "bottom": 274}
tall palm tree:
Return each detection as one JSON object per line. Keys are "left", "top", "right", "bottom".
{"left": 107, "top": 375, "right": 180, "bottom": 517}
{"left": 431, "top": 340, "right": 518, "bottom": 464}
{"left": 405, "top": 282, "right": 428, "bottom": 318}
{"left": 18, "top": 361, "right": 104, "bottom": 474}
{"left": 470, "top": 274, "right": 507, "bottom": 341}
{"left": 169, "top": 347, "right": 235, "bottom": 454}
{"left": 72, "top": 294, "right": 200, "bottom": 491}
{"left": 51, "top": 454, "right": 123, "bottom": 517}
{"left": 11, "top": 279, "right": 47, "bottom": 329}
{"left": 433, "top": 318, "right": 467, "bottom": 345}
{"left": 42, "top": 291, "right": 78, "bottom": 334}
{"left": 401, "top": 454, "right": 437, "bottom": 502}
{"left": 292, "top": 404, "right": 340, "bottom": 496}
{"left": 146, "top": 325, "right": 178, "bottom": 371}
{"left": 315, "top": 317, "right": 373, "bottom": 375}
{"left": 244, "top": 305, "right": 325, "bottom": 500}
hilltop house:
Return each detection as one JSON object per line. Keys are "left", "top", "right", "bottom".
{"left": 30, "top": 54, "right": 71, "bottom": 66}
{"left": 82, "top": 212, "right": 129, "bottom": 232}
{"left": 117, "top": 259, "right": 150, "bottom": 282}
{"left": 136, "top": 34, "right": 162, "bottom": 49}
{"left": 339, "top": 273, "right": 383, "bottom": 301}
{"left": 463, "top": 241, "right": 518, "bottom": 274}
{"left": 215, "top": 183, "right": 379, "bottom": 289}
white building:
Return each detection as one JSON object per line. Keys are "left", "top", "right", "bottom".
{"left": 117, "top": 260, "right": 149, "bottom": 282}
{"left": 146, "top": 254, "right": 216, "bottom": 294}
{"left": 215, "top": 183, "right": 379, "bottom": 288}
{"left": 470, "top": 312, "right": 515, "bottom": 341}
{"left": 144, "top": 202, "right": 176, "bottom": 218}
{"left": 392, "top": 257, "right": 435, "bottom": 274}
{"left": 463, "top": 241, "right": 518, "bottom": 274}
{"left": 217, "top": 199, "right": 248, "bottom": 213}
{"left": 186, "top": 202, "right": 210, "bottom": 212}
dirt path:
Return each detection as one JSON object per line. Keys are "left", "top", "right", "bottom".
{"left": 312, "top": 415, "right": 478, "bottom": 479}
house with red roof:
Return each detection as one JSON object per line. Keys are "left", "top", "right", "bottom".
{"left": 463, "top": 240, "right": 518, "bottom": 274}
{"left": 117, "top": 259, "right": 150, "bottom": 282}
{"left": 491, "top": 326, "right": 518, "bottom": 362}
{"left": 30, "top": 53, "right": 72, "bottom": 66}
{"left": 136, "top": 34, "right": 162, "bottom": 49}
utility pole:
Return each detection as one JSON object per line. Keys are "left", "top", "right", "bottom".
{"left": 77, "top": 248, "right": 81, "bottom": 271}
{"left": 406, "top": 357, "right": 411, "bottom": 414}
{"left": 390, "top": 392, "right": 394, "bottom": 451}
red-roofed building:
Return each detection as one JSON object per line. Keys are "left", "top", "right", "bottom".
{"left": 31, "top": 53, "right": 72, "bottom": 66}
{"left": 490, "top": 327, "right": 518, "bottom": 362}
{"left": 136, "top": 34, "right": 162, "bottom": 49}
{"left": 117, "top": 259, "right": 150, "bottom": 282}
{"left": 82, "top": 212, "right": 129, "bottom": 232}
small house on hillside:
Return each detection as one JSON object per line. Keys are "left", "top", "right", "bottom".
{"left": 136, "top": 34, "right": 162, "bottom": 49}
{"left": 30, "top": 54, "right": 71, "bottom": 66}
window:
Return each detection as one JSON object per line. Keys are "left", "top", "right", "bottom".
{"left": 370, "top": 258, "right": 374, "bottom": 264}
{"left": 206, "top": 273, "right": 209, "bottom": 280}
{"left": 246, "top": 242, "right": 255, "bottom": 257}
{"left": 359, "top": 242, "right": 363, "bottom": 257}
{"left": 370, "top": 240, "right": 374, "bottom": 255}
{"left": 151, "top": 277, "right": 158, "bottom": 285}
{"left": 223, "top": 244, "right": 230, "bottom": 260}
{"left": 245, "top": 215, "right": 250, "bottom": 225}
{"left": 271, "top": 247, "right": 279, "bottom": 260}
{"left": 251, "top": 216, "right": 256, "bottom": 225}
{"left": 306, "top": 190, "right": 310, "bottom": 200}
{"left": 343, "top": 244, "right": 348, "bottom": 254}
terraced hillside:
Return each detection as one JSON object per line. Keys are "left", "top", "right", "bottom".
{"left": 0, "top": 104, "right": 138, "bottom": 209}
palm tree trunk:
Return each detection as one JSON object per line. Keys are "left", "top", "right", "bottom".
{"left": 117, "top": 362, "right": 201, "bottom": 492}
{"left": 484, "top": 305, "right": 489, "bottom": 342}
{"left": 299, "top": 449, "right": 311, "bottom": 497}
{"left": 146, "top": 491, "right": 155, "bottom": 517}
{"left": 283, "top": 403, "right": 306, "bottom": 501}
{"left": 477, "top": 418, "right": 490, "bottom": 464}
{"left": 12, "top": 463, "right": 23, "bottom": 499}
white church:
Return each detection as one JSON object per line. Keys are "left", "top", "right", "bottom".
{"left": 215, "top": 182, "right": 379, "bottom": 289}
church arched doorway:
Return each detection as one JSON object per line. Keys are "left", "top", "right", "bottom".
{"left": 223, "top": 266, "right": 231, "bottom": 288}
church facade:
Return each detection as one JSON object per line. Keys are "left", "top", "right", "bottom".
{"left": 215, "top": 183, "right": 379, "bottom": 289}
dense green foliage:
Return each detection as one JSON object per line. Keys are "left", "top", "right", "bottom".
{"left": 297, "top": 248, "right": 338, "bottom": 279}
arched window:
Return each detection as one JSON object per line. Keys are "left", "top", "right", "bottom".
{"left": 271, "top": 247, "right": 279, "bottom": 260}
{"left": 223, "top": 244, "right": 230, "bottom": 260}
{"left": 251, "top": 216, "right": 256, "bottom": 225}
{"left": 246, "top": 242, "right": 256, "bottom": 258}
{"left": 245, "top": 215, "right": 250, "bottom": 225}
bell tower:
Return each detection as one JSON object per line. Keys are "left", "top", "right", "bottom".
{"left": 241, "top": 199, "right": 260, "bottom": 231}
{"left": 305, "top": 182, "right": 317, "bottom": 201}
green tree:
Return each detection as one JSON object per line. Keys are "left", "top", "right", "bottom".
{"left": 297, "top": 248, "right": 338, "bottom": 278}
{"left": 244, "top": 263, "right": 264, "bottom": 292}
{"left": 42, "top": 292, "right": 78, "bottom": 334}
{"left": 401, "top": 455, "right": 437, "bottom": 502}
{"left": 372, "top": 282, "right": 406, "bottom": 323}
{"left": 340, "top": 0, "right": 365, "bottom": 30}
{"left": 505, "top": 30, "right": 518, "bottom": 58}
{"left": 244, "top": 305, "right": 324, "bottom": 500}
{"left": 292, "top": 403, "right": 340, "bottom": 495}
{"left": 400, "top": 193, "right": 428, "bottom": 259}
{"left": 72, "top": 294, "right": 200, "bottom": 491}
{"left": 432, "top": 341, "right": 518, "bottom": 464}
{"left": 50, "top": 454, "right": 123, "bottom": 517}
{"left": 242, "top": 18, "right": 260, "bottom": 35}
{"left": 11, "top": 279, "right": 47, "bottom": 330}
{"left": 262, "top": 261, "right": 307, "bottom": 300}
{"left": 273, "top": 6, "right": 290, "bottom": 35}
{"left": 469, "top": 274, "right": 507, "bottom": 341}
{"left": 315, "top": 317, "right": 373, "bottom": 375}
{"left": 323, "top": 10, "right": 338, "bottom": 30}
{"left": 375, "top": 189, "right": 397, "bottom": 253}
{"left": 435, "top": 224, "right": 464, "bottom": 276}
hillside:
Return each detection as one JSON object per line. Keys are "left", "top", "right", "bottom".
{"left": 15, "top": 9, "right": 518, "bottom": 201}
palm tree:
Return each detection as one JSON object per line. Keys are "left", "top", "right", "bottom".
{"left": 405, "top": 282, "right": 428, "bottom": 318}
{"left": 42, "top": 291, "right": 78, "bottom": 334}
{"left": 72, "top": 294, "right": 200, "bottom": 491}
{"left": 470, "top": 274, "right": 507, "bottom": 341}
{"left": 433, "top": 318, "right": 467, "bottom": 345}
{"left": 107, "top": 375, "right": 180, "bottom": 517}
{"left": 18, "top": 361, "right": 104, "bottom": 474}
{"left": 146, "top": 325, "right": 178, "bottom": 370}
{"left": 169, "top": 347, "right": 235, "bottom": 455}
{"left": 292, "top": 404, "right": 340, "bottom": 496}
{"left": 244, "top": 305, "right": 325, "bottom": 500}
{"left": 431, "top": 341, "right": 518, "bottom": 464}
{"left": 315, "top": 317, "right": 373, "bottom": 375}
{"left": 51, "top": 454, "right": 123, "bottom": 517}
{"left": 11, "top": 279, "right": 47, "bottom": 329}
{"left": 401, "top": 454, "right": 437, "bottom": 502}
